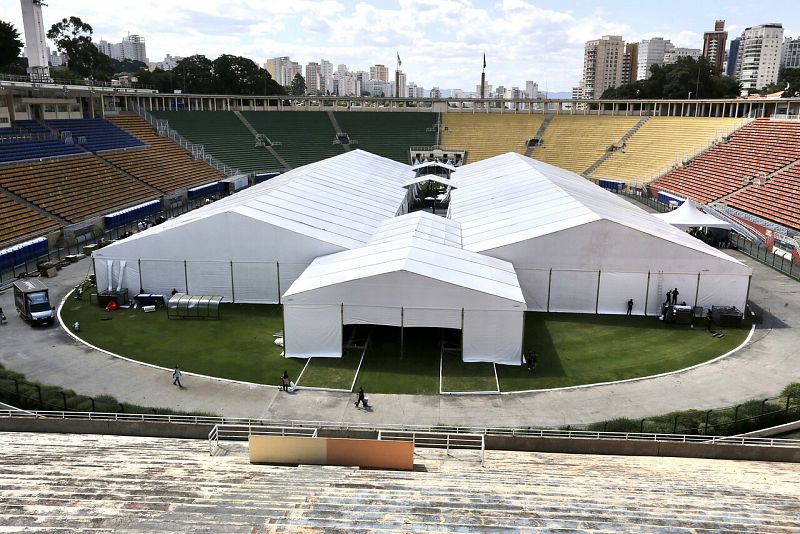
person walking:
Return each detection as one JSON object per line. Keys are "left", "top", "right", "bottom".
{"left": 672, "top": 288, "right": 679, "bottom": 305}
{"left": 281, "top": 371, "right": 290, "bottom": 392}
{"left": 626, "top": 299, "right": 634, "bottom": 315}
{"left": 172, "top": 365, "right": 183, "bottom": 388}
{"left": 354, "top": 386, "right": 368, "bottom": 408}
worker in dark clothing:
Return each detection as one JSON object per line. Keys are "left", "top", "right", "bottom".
{"left": 672, "top": 288, "right": 679, "bottom": 305}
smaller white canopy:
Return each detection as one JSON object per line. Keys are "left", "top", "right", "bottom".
{"left": 411, "top": 161, "right": 457, "bottom": 172}
{"left": 401, "top": 173, "right": 458, "bottom": 189}
{"left": 654, "top": 199, "right": 732, "bottom": 229}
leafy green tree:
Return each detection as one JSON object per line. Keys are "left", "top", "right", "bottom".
{"left": 290, "top": 73, "right": 307, "bottom": 95}
{"left": 762, "top": 68, "right": 800, "bottom": 97}
{"left": 108, "top": 58, "right": 148, "bottom": 74}
{"left": 47, "top": 17, "right": 95, "bottom": 77}
{"left": 174, "top": 54, "right": 214, "bottom": 93}
{"left": 0, "top": 20, "right": 23, "bottom": 69}
{"left": 603, "top": 57, "right": 740, "bottom": 99}
{"left": 212, "top": 54, "right": 266, "bottom": 94}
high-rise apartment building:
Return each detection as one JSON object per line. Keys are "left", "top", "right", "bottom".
{"left": 664, "top": 47, "right": 701, "bottom": 64}
{"left": 703, "top": 20, "right": 728, "bottom": 72}
{"left": 98, "top": 35, "right": 148, "bottom": 64}
{"left": 525, "top": 80, "right": 541, "bottom": 99}
{"left": 320, "top": 60, "right": 334, "bottom": 94}
{"left": 266, "top": 57, "right": 301, "bottom": 87}
{"left": 637, "top": 38, "right": 673, "bottom": 80}
{"left": 581, "top": 35, "right": 625, "bottom": 99}
{"left": 736, "top": 23, "right": 784, "bottom": 92}
{"left": 726, "top": 38, "right": 741, "bottom": 76}
{"left": 621, "top": 42, "right": 639, "bottom": 85}
{"left": 305, "top": 62, "right": 321, "bottom": 93}
{"left": 782, "top": 37, "right": 800, "bottom": 69}
{"left": 370, "top": 64, "right": 389, "bottom": 82}
{"left": 429, "top": 87, "right": 442, "bottom": 99}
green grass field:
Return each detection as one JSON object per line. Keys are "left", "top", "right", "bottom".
{"left": 61, "top": 297, "right": 749, "bottom": 394}
{"left": 298, "top": 347, "right": 363, "bottom": 390}
{"left": 60, "top": 300, "right": 307, "bottom": 386}
{"left": 497, "top": 313, "right": 749, "bottom": 391}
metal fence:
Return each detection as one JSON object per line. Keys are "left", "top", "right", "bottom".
{"left": 731, "top": 233, "right": 800, "bottom": 280}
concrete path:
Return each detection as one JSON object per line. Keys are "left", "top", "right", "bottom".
{"left": 0, "top": 252, "right": 798, "bottom": 428}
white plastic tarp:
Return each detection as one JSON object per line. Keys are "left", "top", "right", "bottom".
{"left": 654, "top": 199, "right": 733, "bottom": 229}
{"left": 514, "top": 268, "right": 549, "bottom": 311}
{"left": 646, "top": 273, "right": 699, "bottom": 315}
{"left": 284, "top": 305, "right": 342, "bottom": 358}
{"left": 462, "top": 310, "right": 523, "bottom": 365}
{"left": 403, "top": 308, "right": 462, "bottom": 329}
{"left": 186, "top": 261, "right": 233, "bottom": 301}
{"left": 344, "top": 305, "right": 401, "bottom": 326}
{"left": 597, "top": 272, "right": 649, "bottom": 315}
{"left": 140, "top": 259, "right": 186, "bottom": 295}
{"left": 696, "top": 274, "right": 749, "bottom": 312}
{"left": 548, "top": 270, "right": 599, "bottom": 313}
{"left": 231, "top": 262, "right": 280, "bottom": 303}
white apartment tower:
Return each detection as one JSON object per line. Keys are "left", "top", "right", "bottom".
{"left": 581, "top": 35, "right": 624, "bottom": 99}
{"left": 266, "top": 57, "right": 301, "bottom": 87}
{"left": 637, "top": 38, "right": 673, "bottom": 80}
{"left": 736, "top": 24, "right": 784, "bottom": 91}
{"left": 320, "top": 59, "right": 334, "bottom": 94}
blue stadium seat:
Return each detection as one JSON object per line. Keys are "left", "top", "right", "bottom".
{"left": 48, "top": 118, "right": 145, "bottom": 152}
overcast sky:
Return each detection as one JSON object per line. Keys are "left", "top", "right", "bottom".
{"left": 2, "top": 0, "right": 798, "bottom": 92}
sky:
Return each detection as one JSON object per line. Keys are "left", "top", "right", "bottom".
{"left": 2, "top": 0, "right": 798, "bottom": 93}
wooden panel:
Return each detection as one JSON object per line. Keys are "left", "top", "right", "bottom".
{"left": 327, "top": 438, "right": 414, "bottom": 471}
{"left": 248, "top": 435, "right": 326, "bottom": 465}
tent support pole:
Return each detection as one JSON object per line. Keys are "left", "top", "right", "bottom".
{"left": 595, "top": 270, "right": 601, "bottom": 314}
{"left": 281, "top": 304, "right": 286, "bottom": 358}
{"left": 230, "top": 261, "right": 235, "bottom": 303}
{"left": 520, "top": 311, "right": 526, "bottom": 365}
{"left": 184, "top": 260, "right": 188, "bottom": 293}
{"left": 276, "top": 262, "right": 281, "bottom": 304}
{"left": 461, "top": 308, "right": 465, "bottom": 361}
{"left": 644, "top": 271, "right": 650, "bottom": 316}
{"left": 694, "top": 272, "right": 701, "bottom": 308}
{"left": 138, "top": 259, "right": 143, "bottom": 292}
{"left": 400, "top": 307, "right": 404, "bottom": 359}
{"left": 745, "top": 274, "right": 752, "bottom": 312}
{"left": 546, "top": 269, "right": 552, "bottom": 312}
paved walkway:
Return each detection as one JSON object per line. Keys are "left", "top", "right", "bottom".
{"left": 0, "top": 252, "right": 798, "bottom": 427}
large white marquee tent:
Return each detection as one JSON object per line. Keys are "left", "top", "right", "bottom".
{"left": 93, "top": 150, "right": 752, "bottom": 364}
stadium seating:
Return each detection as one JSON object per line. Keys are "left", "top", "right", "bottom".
{"left": 532, "top": 116, "right": 640, "bottom": 174}
{"left": 726, "top": 164, "right": 800, "bottom": 231}
{"left": 242, "top": 111, "right": 343, "bottom": 168}
{"left": 48, "top": 118, "right": 145, "bottom": 152}
{"left": 105, "top": 114, "right": 225, "bottom": 192}
{"left": 334, "top": 111, "right": 436, "bottom": 163}
{"left": 150, "top": 111, "right": 282, "bottom": 172}
{"left": 592, "top": 117, "right": 746, "bottom": 183}
{"left": 12, "top": 120, "right": 51, "bottom": 135}
{"left": 0, "top": 192, "right": 59, "bottom": 244}
{"left": 0, "top": 138, "right": 83, "bottom": 163}
{"left": 441, "top": 114, "right": 545, "bottom": 163}
{"left": 2, "top": 431, "right": 799, "bottom": 532}
{"left": 0, "top": 154, "right": 158, "bottom": 223}
{"left": 652, "top": 119, "right": 800, "bottom": 206}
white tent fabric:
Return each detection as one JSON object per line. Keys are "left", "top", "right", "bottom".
{"left": 654, "top": 199, "right": 733, "bottom": 229}
{"left": 411, "top": 161, "right": 457, "bottom": 172}
{"left": 93, "top": 150, "right": 412, "bottom": 302}
{"left": 283, "top": 221, "right": 525, "bottom": 364}
{"left": 400, "top": 173, "right": 458, "bottom": 189}
{"left": 448, "top": 153, "right": 752, "bottom": 313}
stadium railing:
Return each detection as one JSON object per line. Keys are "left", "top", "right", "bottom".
{"left": 208, "top": 423, "right": 318, "bottom": 455}
{"left": 2, "top": 409, "right": 799, "bottom": 449}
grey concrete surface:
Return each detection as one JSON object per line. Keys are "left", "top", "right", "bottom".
{"left": 0, "top": 251, "right": 798, "bottom": 427}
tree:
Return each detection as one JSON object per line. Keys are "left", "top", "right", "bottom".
{"left": 212, "top": 54, "right": 269, "bottom": 94}
{"left": 173, "top": 55, "right": 214, "bottom": 93}
{"left": 47, "top": 17, "right": 95, "bottom": 77}
{"left": 602, "top": 57, "right": 740, "bottom": 99}
{"left": 108, "top": 58, "right": 148, "bottom": 74}
{"left": 761, "top": 68, "right": 800, "bottom": 97}
{"left": 291, "top": 73, "right": 307, "bottom": 96}
{"left": 0, "top": 20, "right": 23, "bottom": 70}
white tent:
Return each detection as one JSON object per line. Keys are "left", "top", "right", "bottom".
{"left": 654, "top": 199, "right": 733, "bottom": 229}
{"left": 448, "top": 154, "right": 752, "bottom": 315}
{"left": 283, "top": 212, "right": 525, "bottom": 364}
{"left": 92, "top": 150, "right": 412, "bottom": 301}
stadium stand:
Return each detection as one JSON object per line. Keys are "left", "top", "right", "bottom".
{"left": 48, "top": 118, "right": 144, "bottom": 152}
{"left": 652, "top": 119, "right": 800, "bottom": 206}
{"left": 0, "top": 137, "right": 83, "bottom": 163}
{"left": 726, "top": 164, "right": 800, "bottom": 231}
{"left": 532, "top": 116, "right": 640, "bottom": 174}
{"left": 1, "top": 432, "right": 799, "bottom": 531}
{"left": 12, "top": 120, "right": 51, "bottom": 135}
{"left": 242, "top": 111, "right": 343, "bottom": 168}
{"left": 334, "top": 111, "right": 436, "bottom": 163}
{"left": 0, "top": 154, "right": 158, "bottom": 223}
{"left": 0, "top": 192, "right": 59, "bottom": 244}
{"left": 150, "top": 111, "right": 282, "bottom": 172}
{"left": 441, "top": 114, "right": 545, "bottom": 163}
{"left": 592, "top": 117, "right": 746, "bottom": 183}
{"left": 104, "top": 114, "right": 225, "bottom": 192}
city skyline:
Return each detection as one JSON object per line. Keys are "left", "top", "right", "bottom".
{"left": 2, "top": 0, "right": 799, "bottom": 92}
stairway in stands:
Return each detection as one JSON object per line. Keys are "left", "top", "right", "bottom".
{"left": 1, "top": 432, "right": 799, "bottom": 532}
